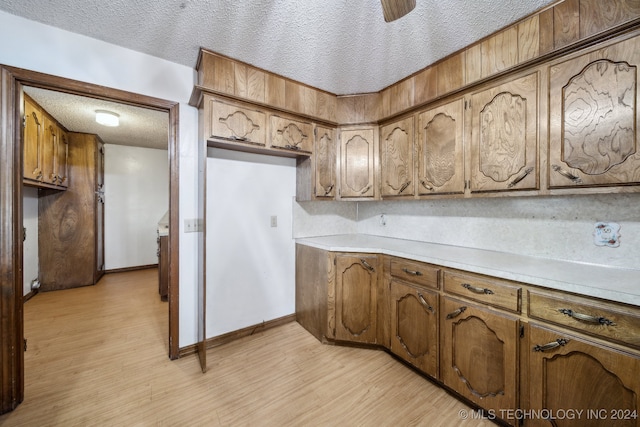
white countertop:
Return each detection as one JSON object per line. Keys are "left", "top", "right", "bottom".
{"left": 296, "top": 234, "right": 640, "bottom": 307}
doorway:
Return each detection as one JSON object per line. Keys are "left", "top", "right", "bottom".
{"left": 0, "top": 65, "right": 181, "bottom": 413}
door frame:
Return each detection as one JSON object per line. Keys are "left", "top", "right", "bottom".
{"left": 0, "top": 65, "right": 181, "bottom": 413}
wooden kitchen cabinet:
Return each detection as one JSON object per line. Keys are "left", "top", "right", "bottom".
{"left": 416, "top": 98, "right": 465, "bottom": 195}
{"left": 390, "top": 279, "right": 438, "bottom": 377}
{"left": 441, "top": 295, "right": 520, "bottom": 424}
{"left": 469, "top": 71, "right": 539, "bottom": 193}
{"left": 549, "top": 33, "right": 640, "bottom": 189}
{"left": 334, "top": 253, "right": 379, "bottom": 343}
{"left": 39, "top": 132, "right": 105, "bottom": 291}
{"left": 312, "top": 125, "right": 337, "bottom": 199}
{"left": 204, "top": 95, "right": 266, "bottom": 147}
{"left": 338, "top": 126, "right": 377, "bottom": 199}
{"left": 23, "top": 95, "right": 44, "bottom": 184}
{"left": 528, "top": 324, "right": 640, "bottom": 427}
{"left": 269, "top": 113, "right": 313, "bottom": 154}
{"left": 380, "top": 116, "right": 414, "bottom": 198}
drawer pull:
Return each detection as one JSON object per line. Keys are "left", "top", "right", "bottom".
{"left": 360, "top": 259, "right": 375, "bottom": 272}
{"left": 552, "top": 164, "right": 583, "bottom": 184}
{"left": 533, "top": 338, "right": 569, "bottom": 352}
{"left": 558, "top": 308, "right": 616, "bottom": 326}
{"left": 507, "top": 167, "right": 534, "bottom": 188}
{"left": 420, "top": 179, "right": 435, "bottom": 191}
{"left": 398, "top": 180, "right": 411, "bottom": 194}
{"left": 417, "top": 293, "right": 434, "bottom": 313}
{"left": 462, "top": 283, "right": 494, "bottom": 295}
{"left": 402, "top": 268, "right": 423, "bottom": 277}
{"left": 446, "top": 306, "right": 467, "bottom": 319}
{"left": 360, "top": 185, "right": 372, "bottom": 195}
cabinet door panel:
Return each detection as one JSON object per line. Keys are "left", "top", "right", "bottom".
{"left": 380, "top": 117, "right": 414, "bottom": 197}
{"left": 270, "top": 114, "right": 313, "bottom": 154}
{"left": 549, "top": 34, "right": 640, "bottom": 188}
{"left": 314, "top": 126, "right": 336, "bottom": 198}
{"left": 339, "top": 127, "right": 376, "bottom": 198}
{"left": 335, "top": 254, "right": 378, "bottom": 343}
{"left": 41, "top": 116, "right": 57, "bottom": 185}
{"left": 390, "top": 280, "right": 438, "bottom": 377}
{"left": 528, "top": 324, "right": 640, "bottom": 427}
{"left": 417, "top": 98, "right": 465, "bottom": 195}
{"left": 56, "top": 128, "right": 69, "bottom": 188}
{"left": 207, "top": 97, "right": 266, "bottom": 146}
{"left": 23, "top": 96, "right": 43, "bottom": 183}
{"left": 441, "top": 296, "right": 519, "bottom": 422}
{"left": 470, "top": 72, "right": 538, "bottom": 192}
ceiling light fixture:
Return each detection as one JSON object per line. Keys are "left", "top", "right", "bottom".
{"left": 95, "top": 110, "right": 120, "bottom": 127}
{"left": 381, "top": 0, "right": 416, "bottom": 22}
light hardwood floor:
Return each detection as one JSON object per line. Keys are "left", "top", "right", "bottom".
{"left": 0, "top": 269, "right": 493, "bottom": 426}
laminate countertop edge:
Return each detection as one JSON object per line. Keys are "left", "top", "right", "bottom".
{"left": 295, "top": 234, "right": 640, "bottom": 307}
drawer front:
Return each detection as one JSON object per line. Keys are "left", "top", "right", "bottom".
{"left": 528, "top": 290, "right": 640, "bottom": 349}
{"left": 208, "top": 98, "right": 266, "bottom": 146}
{"left": 390, "top": 258, "right": 439, "bottom": 289}
{"left": 443, "top": 271, "right": 521, "bottom": 313}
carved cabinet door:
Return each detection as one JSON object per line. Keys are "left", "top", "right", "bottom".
{"left": 56, "top": 128, "right": 69, "bottom": 188}
{"left": 269, "top": 114, "right": 313, "bottom": 154}
{"left": 313, "top": 125, "right": 337, "bottom": 199}
{"left": 207, "top": 96, "right": 266, "bottom": 146}
{"left": 334, "top": 254, "right": 378, "bottom": 344}
{"left": 469, "top": 72, "right": 539, "bottom": 192}
{"left": 23, "top": 96, "right": 43, "bottom": 183}
{"left": 549, "top": 34, "right": 640, "bottom": 188}
{"left": 528, "top": 324, "right": 640, "bottom": 427}
{"left": 339, "top": 126, "right": 376, "bottom": 199}
{"left": 380, "top": 117, "right": 414, "bottom": 197}
{"left": 41, "top": 115, "right": 58, "bottom": 186}
{"left": 390, "top": 280, "right": 438, "bottom": 377}
{"left": 441, "top": 296, "right": 519, "bottom": 423}
{"left": 417, "top": 98, "right": 465, "bottom": 195}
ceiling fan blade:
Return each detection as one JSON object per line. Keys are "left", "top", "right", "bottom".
{"left": 381, "top": 0, "right": 416, "bottom": 22}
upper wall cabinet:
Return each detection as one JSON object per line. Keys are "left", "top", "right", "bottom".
{"left": 549, "top": 33, "right": 640, "bottom": 189}
{"left": 416, "top": 98, "right": 465, "bottom": 196}
{"left": 205, "top": 95, "right": 266, "bottom": 147}
{"left": 313, "top": 125, "right": 337, "bottom": 199}
{"left": 23, "top": 95, "right": 44, "bottom": 184}
{"left": 339, "top": 126, "right": 377, "bottom": 199}
{"left": 469, "top": 72, "right": 539, "bottom": 193}
{"left": 269, "top": 114, "right": 313, "bottom": 155}
{"left": 380, "top": 117, "right": 414, "bottom": 198}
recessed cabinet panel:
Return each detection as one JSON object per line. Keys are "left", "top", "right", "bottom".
{"left": 23, "top": 96, "right": 43, "bottom": 184}
{"left": 549, "top": 34, "right": 640, "bottom": 188}
{"left": 417, "top": 98, "right": 465, "bottom": 195}
{"left": 380, "top": 117, "right": 414, "bottom": 197}
{"left": 56, "top": 128, "right": 69, "bottom": 188}
{"left": 470, "top": 72, "right": 539, "bottom": 192}
{"left": 334, "top": 254, "right": 378, "bottom": 343}
{"left": 42, "top": 115, "right": 58, "bottom": 186}
{"left": 339, "top": 127, "right": 376, "bottom": 198}
{"left": 269, "top": 114, "right": 313, "bottom": 154}
{"left": 314, "top": 126, "right": 337, "bottom": 198}
{"left": 207, "top": 97, "right": 266, "bottom": 146}
{"left": 441, "top": 296, "right": 519, "bottom": 422}
{"left": 390, "top": 280, "right": 438, "bottom": 377}
{"left": 528, "top": 324, "right": 640, "bottom": 427}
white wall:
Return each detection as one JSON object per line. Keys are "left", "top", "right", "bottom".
{"left": 22, "top": 186, "right": 39, "bottom": 296}
{"left": 0, "top": 11, "right": 200, "bottom": 347}
{"left": 206, "top": 148, "right": 296, "bottom": 337}
{"left": 104, "top": 144, "right": 169, "bottom": 270}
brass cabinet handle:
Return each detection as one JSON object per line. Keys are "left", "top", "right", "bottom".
{"left": 360, "top": 185, "right": 372, "bottom": 195}
{"left": 323, "top": 184, "right": 334, "bottom": 196}
{"left": 417, "top": 293, "right": 434, "bottom": 313}
{"left": 446, "top": 306, "right": 467, "bottom": 319}
{"left": 360, "top": 258, "right": 375, "bottom": 272}
{"left": 284, "top": 144, "right": 300, "bottom": 150}
{"left": 558, "top": 308, "right": 616, "bottom": 326}
{"left": 228, "top": 135, "right": 249, "bottom": 142}
{"left": 398, "top": 180, "right": 411, "bottom": 194}
{"left": 461, "top": 283, "right": 494, "bottom": 295}
{"left": 420, "top": 179, "right": 434, "bottom": 191}
{"left": 402, "top": 268, "right": 422, "bottom": 276}
{"left": 533, "top": 338, "right": 569, "bottom": 352}
{"left": 552, "top": 165, "right": 583, "bottom": 184}
{"left": 507, "top": 167, "right": 534, "bottom": 188}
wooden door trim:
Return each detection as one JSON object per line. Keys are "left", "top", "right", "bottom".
{"left": 0, "top": 64, "right": 182, "bottom": 414}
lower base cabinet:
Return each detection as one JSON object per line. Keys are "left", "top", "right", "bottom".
{"left": 389, "top": 279, "right": 438, "bottom": 377}
{"left": 528, "top": 324, "right": 640, "bottom": 427}
{"left": 440, "top": 296, "right": 520, "bottom": 425}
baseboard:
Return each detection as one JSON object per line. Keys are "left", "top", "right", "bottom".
{"left": 23, "top": 290, "right": 38, "bottom": 303}
{"left": 178, "top": 313, "right": 296, "bottom": 358}
{"left": 105, "top": 264, "right": 158, "bottom": 274}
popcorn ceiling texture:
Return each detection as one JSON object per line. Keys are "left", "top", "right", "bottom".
{"left": 0, "top": 0, "right": 555, "bottom": 94}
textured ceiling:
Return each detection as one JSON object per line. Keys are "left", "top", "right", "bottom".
{"left": 0, "top": 0, "right": 556, "bottom": 95}
{"left": 24, "top": 87, "right": 169, "bottom": 150}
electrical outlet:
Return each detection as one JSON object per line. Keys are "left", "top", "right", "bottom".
{"left": 270, "top": 215, "right": 278, "bottom": 228}
{"left": 184, "top": 218, "right": 203, "bottom": 233}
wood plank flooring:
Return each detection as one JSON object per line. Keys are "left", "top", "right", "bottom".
{"left": 0, "top": 269, "right": 493, "bottom": 426}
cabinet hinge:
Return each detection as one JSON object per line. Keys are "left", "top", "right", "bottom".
{"left": 23, "top": 338, "right": 27, "bottom": 352}
{"left": 22, "top": 114, "right": 27, "bottom": 128}
{"left": 520, "top": 325, "right": 525, "bottom": 338}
